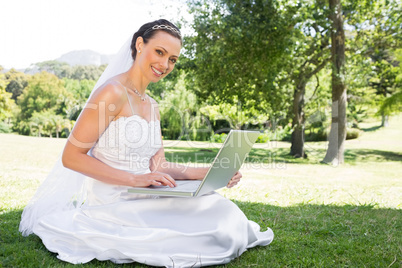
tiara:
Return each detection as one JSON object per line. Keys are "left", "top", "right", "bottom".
{"left": 144, "top": 24, "right": 182, "bottom": 37}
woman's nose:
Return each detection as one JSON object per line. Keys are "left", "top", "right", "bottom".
{"left": 159, "top": 57, "right": 169, "bottom": 71}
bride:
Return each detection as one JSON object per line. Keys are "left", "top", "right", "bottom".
{"left": 19, "top": 19, "right": 274, "bottom": 267}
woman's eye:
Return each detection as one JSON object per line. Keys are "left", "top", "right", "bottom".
{"left": 170, "top": 58, "right": 177, "bottom": 64}
{"left": 156, "top": 50, "right": 163, "bottom": 55}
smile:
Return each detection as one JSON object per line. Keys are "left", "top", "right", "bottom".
{"left": 151, "top": 66, "right": 163, "bottom": 76}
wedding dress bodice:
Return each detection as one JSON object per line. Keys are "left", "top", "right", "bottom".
{"left": 87, "top": 115, "right": 162, "bottom": 205}
{"left": 91, "top": 115, "right": 162, "bottom": 173}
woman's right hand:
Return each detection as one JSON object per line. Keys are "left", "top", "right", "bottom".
{"left": 132, "top": 171, "right": 176, "bottom": 188}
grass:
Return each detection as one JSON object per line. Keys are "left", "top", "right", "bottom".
{"left": 1, "top": 116, "right": 401, "bottom": 267}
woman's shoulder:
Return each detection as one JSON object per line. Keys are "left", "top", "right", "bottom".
{"left": 88, "top": 79, "right": 127, "bottom": 104}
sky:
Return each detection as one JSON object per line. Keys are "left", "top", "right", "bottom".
{"left": 0, "top": 0, "right": 191, "bottom": 69}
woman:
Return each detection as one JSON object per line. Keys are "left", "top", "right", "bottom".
{"left": 20, "top": 19, "right": 274, "bottom": 267}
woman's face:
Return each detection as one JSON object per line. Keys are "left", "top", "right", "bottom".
{"left": 137, "top": 31, "right": 182, "bottom": 83}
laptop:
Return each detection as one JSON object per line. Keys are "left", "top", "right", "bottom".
{"left": 127, "top": 130, "right": 260, "bottom": 197}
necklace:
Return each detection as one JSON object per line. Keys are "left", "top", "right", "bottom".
{"left": 127, "top": 79, "right": 146, "bottom": 101}
{"left": 130, "top": 86, "right": 146, "bottom": 101}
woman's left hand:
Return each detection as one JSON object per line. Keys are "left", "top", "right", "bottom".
{"left": 226, "top": 171, "right": 242, "bottom": 188}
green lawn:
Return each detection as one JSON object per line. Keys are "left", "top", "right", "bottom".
{"left": 0, "top": 116, "right": 401, "bottom": 267}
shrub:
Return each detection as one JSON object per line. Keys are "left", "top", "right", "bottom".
{"left": 305, "top": 127, "right": 328, "bottom": 141}
{"left": 305, "top": 127, "right": 360, "bottom": 141}
{"left": 210, "top": 133, "right": 228, "bottom": 143}
{"left": 346, "top": 128, "right": 360, "bottom": 140}
{"left": 211, "top": 131, "right": 272, "bottom": 144}
{"left": 0, "top": 121, "right": 11, "bottom": 133}
{"left": 270, "top": 124, "right": 293, "bottom": 141}
{"left": 256, "top": 132, "right": 270, "bottom": 143}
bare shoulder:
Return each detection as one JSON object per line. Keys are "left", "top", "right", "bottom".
{"left": 85, "top": 80, "right": 127, "bottom": 112}
{"left": 88, "top": 81, "right": 125, "bottom": 103}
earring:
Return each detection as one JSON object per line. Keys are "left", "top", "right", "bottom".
{"left": 138, "top": 50, "right": 141, "bottom": 53}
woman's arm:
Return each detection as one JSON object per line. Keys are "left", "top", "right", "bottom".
{"left": 62, "top": 83, "right": 175, "bottom": 188}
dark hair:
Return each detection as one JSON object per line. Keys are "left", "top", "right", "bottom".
{"left": 130, "top": 19, "right": 182, "bottom": 61}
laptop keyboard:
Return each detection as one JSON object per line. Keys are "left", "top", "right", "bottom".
{"left": 151, "top": 180, "right": 202, "bottom": 192}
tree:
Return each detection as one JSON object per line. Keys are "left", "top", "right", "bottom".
{"left": 365, "top": 8, "right": 401, "bottom": 127}
{"left": 0, "top": 73, "right": 14, "bottom": 121}
{"left": 70, "top": 65, "right": 106, "bottom": 81}
{"left": 343, "top": 53, "right": 376, "bottom": 128}
{"left": 281, "top": 0, "right": 332, "bottom": 157}
{"left": 63, "top": 78, "right": 95, "bottom": 120}
{"left": 369, "top": 53, "right": 398, "bottom": 126}
{"left": 187, "top": 0, "right": 334, "bottom": 155}
{"left": 377, "top": 49, "right": 402, "bottom": 116}
{"left": 186, "top": 0, "right": 294, "bottom": 123}
{"left": 345, "top": 0, "right": 402, "bottom": 127}
{"left": 4, "top": 68, "right": 29, "bottom": 101}
{"left": 29, "top": 110, "right": 69, "bottom": 138}
{"left": 34, "top": 60, "right": 71, "bottom": 78}
{"left": 322, "top": 0, "right": 347, "bottom": 165}
{"left": 17, "top": 71, "right": 71, "bottom": 120}
{"left": 200, "top": 99, "right": 268, "bottom": 131}
{"left": 33, "top": 60, "right": 107, "bottom": 81}
{"left": 15, "top": 71, "right": 73, "bottom": 135}
{"left": 159, "top": 72, "right": 211, "bottom": 140}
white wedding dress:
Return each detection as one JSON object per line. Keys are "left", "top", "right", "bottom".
{"left": 31, "top": 91, "right": 274, "bottom": 267}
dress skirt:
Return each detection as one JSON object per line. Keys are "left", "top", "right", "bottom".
{"left": 33, "top": 192, "right": 274, "bottom": 267}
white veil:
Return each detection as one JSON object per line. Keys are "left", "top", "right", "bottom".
{"left": 19, "top": 35, "right": 134, "bottom": 236}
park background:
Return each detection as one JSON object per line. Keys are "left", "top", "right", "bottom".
{"left": 1, "top": 0, "right": 401, "bottom": 267}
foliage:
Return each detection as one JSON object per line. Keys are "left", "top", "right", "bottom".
{"left": 0, "top": 73, "right": 15, "bottom": 121}
{"left": 0, "top": 121, "right": 11, "bottom": 133}
{"left": 255, "top": 133, "right": 270, "bottom": 143}
{"left": 344, "top": 52, "right": 377, "bottom": 127}
{"left": 271, "top": 0, "right": 331, "bottom": 157}
{"left": 63, "top": 78, "right": 95, "bottom": 120}
{"left": 28, "top": 109, "right": 72, "bottom": 138}
{"left": 378, "top": 89, "right": 402, "bottom": 116}
{"left": 368, "top": 47, "right": 400, "bottom": 117}
{"left": 377, "top": 49, "right": 402, "bottom": 116}
{"left": 345, "top": 0, "right": 402, "bottom": 122}
{"left": 210, "top": 132, "right": 227, "bottom": 143}
{"left": 32, "top": 60, "right": 107, "bottom": 81}
{"left": 14, "top": 71, "right": 74, "bottom": 135}
{"left": 17, "top": 71, "right": 72, "bottom": 120}
{"left": 302, "top": 70, "right": 332, "bottom": 127}
{"left": 69, "top": 64, "right": 106, "bottom": 81}
{"left": 266, "top": 123, "right": 293, "bottom": 141}
{"left": 186, "top": 0, "right": 293, "bottom": 118}
{"left": 3, "top": 68, "right": 29, "bottom": 101}
{"left": 159, "top": 72, "right": 212, "bottom": 140}
{"left": 305, "top": 127, "right": 360, "bottom": 141}
{"left": 200, "top": 99, "right": 269, "bottom": 130}
{"left": 0, "top": 0, "right": 401, "bottom": 142}
{"left": 210, "top": 125, "right": 292, "bottom": 143}
{"left": 346, "top": 128, "right": 361, "bottom": 140}
{"left": 33, "top": 60, "right": 71, "bottom": 77}
{"left": 0, "top": 66, "right": 102, "bottom": 137}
